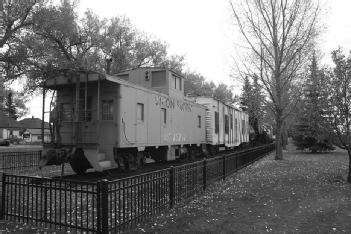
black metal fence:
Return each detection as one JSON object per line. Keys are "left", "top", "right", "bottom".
{"left": 0, "top": 175, "right": 98, "bottom": 232}
{"left": 0, "top": 151, "right": 41, "bottom": 171}
{"left": 0, "top": 143, "right": 275, "bottom": 233}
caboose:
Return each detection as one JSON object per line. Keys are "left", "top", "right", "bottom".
{"left": 42, "top": 67, "right": 207, "bottom": 174}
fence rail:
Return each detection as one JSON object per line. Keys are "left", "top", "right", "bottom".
{"left": 0, "top": 143, "right": 275, "bottom": 233}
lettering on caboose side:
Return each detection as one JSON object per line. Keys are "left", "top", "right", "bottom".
{"left": 164, "top": 133, "right": 187, "bottom": 142}
{"left": 176, "top": 100, "right": 191, "bottom": 112}
{"left": 154, "top": 95, "right": 192, "bottom": 112}
{"left": 154, "top": 95, "right": 175, "bottom": 109}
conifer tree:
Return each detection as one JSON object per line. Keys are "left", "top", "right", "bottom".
{"left": 240, "top": 75, "right": 264, "bottom": 137}
{"left": 5, "top": 92, "right": 18, "bottom": 120}
{"left": 3, "top": 90, "right": 28, "bottom": 120}
{"left": 240, "top": 76, "right": 252, "bottom": 111}
{"left": 293, "top": 53, "right": 334, "bottom": 152}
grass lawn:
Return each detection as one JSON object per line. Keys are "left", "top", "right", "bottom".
{"left": 129, "top": 142, "right": 351, "bottom": 233}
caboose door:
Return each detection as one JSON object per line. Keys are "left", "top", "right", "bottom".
{"left": 99, "top": 86, "right": 117, "bottom": 148}
{"left": 160, "top": 107, "right": 167, "bottom": 143}
{"left": 136, "top": 92, "right": 148, "bottom": 144}
{"left": 76, "top": 87, "right": 96, "bottom": 144}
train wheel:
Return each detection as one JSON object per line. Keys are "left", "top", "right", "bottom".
{"left": 208, "top": 145, "right": 218, "bottom": 156}
{"left": 116, "top": 155, "right": 127, "bottom": 171}
{"left": 136, "top": 151, "right": 144, "bottom": 168}
{"left": 127, "top": 153, "right": 140, "bottom": 171}
{"left": 124, "top": 154, "right": 132, "bottom": 171}
{"left": 189, "top": 147, "right": 196, "bottom": 161}
{"left": 71, "top": 165, "right": 87, "bottom": 175}
{"left": 182, "top": 150, "right": 190, "bottom": 160}
{"left": 69, "top": 148, "right": 91, "bottom": 175}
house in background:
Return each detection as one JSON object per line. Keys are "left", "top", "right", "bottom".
{"left": 19, "top": 117, "right": 51, "bottom": 143}
{"left": 0, "top": 112, "right": 23, "bottom": 139}
{"left": 0, "top": 113, "right": 11, "bottom": 139}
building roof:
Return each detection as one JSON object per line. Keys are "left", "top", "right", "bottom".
{"left": 19, "top": 117, "right": 50, "bottom": 129}
{"left": 0, "top": 112, "right": 23, "bottom": 129}
{"left": 25, "top": 128, "right": 50, "bottom": 135}
{"left": 0, "top": 112, "right": 8, "bottom": 127}
{"left": 8, "top": 118, "right": 23, "bottom": 129}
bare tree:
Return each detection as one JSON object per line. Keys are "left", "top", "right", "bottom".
{"left": 230, "top": 0, "right": 320, "bottom": 159}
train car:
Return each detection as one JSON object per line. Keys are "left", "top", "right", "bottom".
{"left": 42, "top": 68, "right": 206, "bottom": 173}
{"left": 193, "top": 97, "right": 249, "bottom": 154}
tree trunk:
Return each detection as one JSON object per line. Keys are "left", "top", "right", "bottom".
{"left": 253, "top": 118, "right": 260, "bottom": 136}
{"left": 348, "top": 148, "right": 351, "bottom": 183}
{"left": 282, "top": 125, "right": 288, "bottom": 150}
{"left": 275, "top": 118, "right": 283, "bottom": 160}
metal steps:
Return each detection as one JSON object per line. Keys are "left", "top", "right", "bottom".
{"left": 84, "top": 149, "right": 117, "bottom": 172}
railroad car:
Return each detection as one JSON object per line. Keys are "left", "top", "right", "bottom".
{"left": 193, "top": 97, "right": 249, "bottom": 155}
{"left": 40, "top": 67, "right": 249, "bottom": 174}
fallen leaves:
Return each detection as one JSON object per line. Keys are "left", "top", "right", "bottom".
{"left": 127, "top": 145, "right": 351, "bottom": 233}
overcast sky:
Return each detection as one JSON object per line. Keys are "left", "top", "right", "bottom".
{"left": 24, "top": 0, "right": 351, "bottom": 119}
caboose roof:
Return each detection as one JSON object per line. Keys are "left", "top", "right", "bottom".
{"left": 44, "top": 67, "right": 183, "bottom": 87}
{"left": 44, "top": 69, "right": 206, "bottom": 109}
{"left": 114, "top": 67, "right": 184, "bottom": 78}
{"left": 189, "top": 96, "right": 247, "bottom": 113}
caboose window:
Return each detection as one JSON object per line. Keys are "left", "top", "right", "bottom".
{"left": 137, "top": 103, "right": 144, "bottom": 122}
{"left": 225, "top": 114, "right": 229, "bottom": 134}
{"left": 215, "top": 111, "right": 219, "bottom": 133}
{"left": 79, "top": 96, "right": 92, "bottom": 121}
{"left": 230, "top": 114, "right": 233, "bottom": 130}
{"left": 151, "top": 71, "right": 166, "bottom": 87}
{"left": 198, "top": 115, "right": 201, "bottom": 128}
{"left": 172, "top": 75, "right": 182, "bottom": 90}
{"left": 61, "top": 103, "right": 73, "bottom": 121}
{"left": 242, "top": 120, "right": 245, "bottom": 134}
{"left": 177, "top": 77, "right": 182, "bottom": 90}
{"left": 161, "top": 108, "right": 167, "bottom": 125}
{"left": 102, "top": 100, "right": 113, "bottom": 120}
{"left": 235, "top": 118, "right": 238, "bottom": 139}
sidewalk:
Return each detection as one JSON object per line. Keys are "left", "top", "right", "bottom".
{"left": 130, "top": 143, "right": 351, "bottom": 233}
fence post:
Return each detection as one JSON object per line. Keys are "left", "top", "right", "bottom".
{"left": 0, "top": 173, "right": 6, "bottom": 220}
{"left": 98, "top": 179, "right": 109, "bottom": 234}
{"left": 43, "top": 180, "right": 48, "bottom": 221}
{"left": 39, "top": 150, "right": 42, "bottom": 166}
{"left": 203, "top": 160, "right": 207, "bottom": 190}
{"left": 169, "top": 166, "right": 175, "bottom": 209}
{"left": 222, "top": 156, "right": 226, "bottom": 180}
{"left": 235, "top": 156, "right": 238, "bottom": 171}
